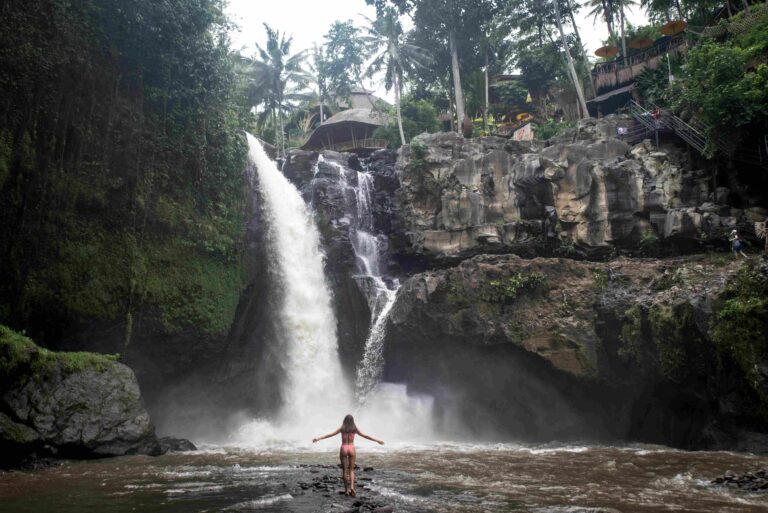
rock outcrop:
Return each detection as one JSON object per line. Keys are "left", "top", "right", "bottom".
{"left": 382, "top": 255, "right": 768, "bottom": 449}
{"left": 390, "top": 118, "right": 761, "bottom": 265}
{"left": 0, "top": 326, "right": 161, "bottom": 466}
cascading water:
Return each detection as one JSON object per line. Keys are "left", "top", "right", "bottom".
{"left": 349, "top": 171, "right": 401, "bottom": 403}
{"left": 235, "top": 134, "right": 351, "bottom": 444}
{"left": 235, "top": 135, "right": 433, "bottom": 447}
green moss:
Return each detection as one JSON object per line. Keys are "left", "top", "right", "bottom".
{"left": 142, "top": 239, "right": 246, "bottom": 335}
{"left": 446, "top": 270, "right": 547, "bottom": 307}
{"left": 592, "top": 269, "right": 609, "bottom": 290}
{"left": 0, "top": 325, "right": 119, "bottom": 381}
{"left": 409, "top": 140, "right": 429, "bottom": 171}
{"left": 619, "top": 304, "right": 643, "bottom": 363}
{"left": 0, "top": 130, "right": 10, "bottom": 190}
{"left": 651, "top": 270, "right": 684, "bottom": 291}
{"left": 639, "top": 229, "right": 659, "bottom": 255}
{"left": 648, "top": 303, "right": 693, "bottom": 378}
{"left": 711, "top": 262, "right": 768, "bottom": 391}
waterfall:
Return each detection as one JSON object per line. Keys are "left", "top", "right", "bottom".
{"left": 349, "top": 171, "right": 401, "bottom": 403}
{"left": 237, "top": 134, "right": 351, "bottom": 443}
{"left": 234, "top": 136, "right": 433, "bottom": 447}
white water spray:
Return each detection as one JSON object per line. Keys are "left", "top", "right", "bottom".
{"left": 235, "top": 134, "right": 352, "bottom": 445}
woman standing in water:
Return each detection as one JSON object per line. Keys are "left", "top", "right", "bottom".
{"left": 313, "top": 414, "right": 384, "bottom": 497}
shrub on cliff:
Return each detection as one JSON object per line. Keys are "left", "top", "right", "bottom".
{"left": 711, "top": 261, "right": 768, "bottom": 394}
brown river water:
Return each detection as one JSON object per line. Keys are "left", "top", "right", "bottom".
{"left": 1, "top": 444, "right": 767, "bottom": 512}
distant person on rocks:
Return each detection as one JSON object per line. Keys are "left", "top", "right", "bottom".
{"left": 729, "top": 229, "right": 748, "bottom": 258}
{"left": 313, "top": 414, "right": 384, "bottom": 497}
{"left": 756, "top": 217, "right": 768, "bottom": 254}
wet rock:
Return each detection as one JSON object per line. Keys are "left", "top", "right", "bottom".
{"left": 712, "top": 468, "right": 768, "bottom": 492}
{"left": 0, "top": 326, "right": 160, "bottom": 467}
{"left": 158, "top": 436, "right": 197, "bottom": 452}
{"left": 383, "top": 254, "right": 767, "bottom": 448}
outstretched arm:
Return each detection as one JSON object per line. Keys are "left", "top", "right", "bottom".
{"left": 312, "top": 426, "right": 341, "bottom": 443}
{"left": 357, "top": 429, "right": 384, "bottom": 445}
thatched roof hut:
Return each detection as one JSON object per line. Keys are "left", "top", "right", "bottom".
{"left": 301, "top": 108, "right": 390, "bottom": 153}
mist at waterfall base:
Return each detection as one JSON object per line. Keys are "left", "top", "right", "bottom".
{"left": 206, "top": 134, "right": 435, "bottom": 449}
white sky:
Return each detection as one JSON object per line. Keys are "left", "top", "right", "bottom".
{"left": 225, "top": 0, "right": 648, "bottom": 99}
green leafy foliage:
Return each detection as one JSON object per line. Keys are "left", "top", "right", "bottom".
{"left": 711, "top": 262, "right": 768, "bottom": 392}
{"left": 0, "top": 0, "right": 250, "bottom": 346}
{"left": 533, "top": 119, "right": 575, "bottom": 140}
{"left": 648, "top": 303, "right": 693, "bottom": 378}
{"left": 635, "top": 65, "right": 670, "bottom": 106}
{"left": 446, "top": 270, "right": 547, "bottom": 306}
{"left": 373, "top": 97, "right": 440, "bottom": 148}
{"left": 670, "top": 41, "right": 768, "bottom": 155}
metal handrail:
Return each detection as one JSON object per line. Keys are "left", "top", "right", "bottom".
{"left": 628, "top": 100, "right": 767, "bottom": 168}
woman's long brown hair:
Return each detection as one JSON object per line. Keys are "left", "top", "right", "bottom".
{"left": 341, "top": 414, "right": 357, "bottom": 433}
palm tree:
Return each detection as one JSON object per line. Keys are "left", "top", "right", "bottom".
{"left": 554, "top": 0, "right": 589, "bottom": 118}
{"left": 586, "top": 0, "right": 637, "bottom": 64}
{"left": 565, "top": 0, "right": 597, "bottom": 97}
{"left": 249, "top": 24, "right": 310, "bottom": 156}
{"left": 640, "top": 0, "right": 682, "bottom": 21}
{"left": 587, "top": 0, "right": 618, "bottom": 42}
{"left": 308, "top": 44, "right": 330, "bottom": 127}
{"left": 362, "top": 8, "right": 432, "bottom": 146}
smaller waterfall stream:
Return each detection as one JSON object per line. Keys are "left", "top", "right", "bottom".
{"left": 349, "top": 171, "right": 400, "bottom": 403}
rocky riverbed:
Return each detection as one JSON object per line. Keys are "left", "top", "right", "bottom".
{"left": 1, "top": 444, "right": 767, "bottom": 512}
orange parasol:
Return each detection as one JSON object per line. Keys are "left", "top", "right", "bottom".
{"left": 628, "top": 37, "right": 654, "bottom": 49}
{"left": 661, "top": 20, "right": 687, "bottom": 35}
{"left": 595, "top": 45, "right": 619, "bottom": 58}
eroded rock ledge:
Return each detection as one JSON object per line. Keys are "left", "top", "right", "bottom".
{"left": 382, "top": 254, "right": 768, "bottom": 451}
{"left": 392, "top": 120, "right": 764, "bottom": 265}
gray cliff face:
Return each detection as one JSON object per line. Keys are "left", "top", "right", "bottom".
{"left": 215, "top": 122, "right": 766, "bottom": 451}
{"left": 381, "top": 254, "right": 767, "bottom": 449}
{"left": 391, "top": 119, "right": 764, "bottom": 265}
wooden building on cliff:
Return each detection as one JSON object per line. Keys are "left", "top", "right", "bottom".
{"left": 587, "top": 33, "right": 688, "bottom": 116}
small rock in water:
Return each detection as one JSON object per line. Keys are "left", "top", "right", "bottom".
{"left": 712, "top": 468, "right": 768, "bottom": 492}
{"left": 158, "top": 436, "right": 197, "bottom": 453}
{"left": 363, "top": 466, "right": 374, "bottom": 472}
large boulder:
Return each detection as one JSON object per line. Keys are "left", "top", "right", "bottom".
{"left": 0, "top": 325, "right": 160, "bottom": 466}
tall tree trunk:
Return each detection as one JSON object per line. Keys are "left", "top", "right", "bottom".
{"left": 602, "top": 0, "right": 617, "bottom": 41}
{"left": 278, "top": 103, "right": 285, "bottom": 156}
{"left": 674, "top": 0, "right": 683, "bottom": 18}
{"left": 567, "top": 0, "right": 597, "bottom": 98}
{"left": 319, "top": 99, "right": 324, "bottom": 125}
{"left": 394, "top": 73, "right": 406, "bottom": 146}
{"left": 484, "top": 50, "right": 490, "bottom": 133}
{"left": 620, "top": 1, "right": 627, "bottom": 65}
{"left": 448, "top": 30, "right": 466, "bottom": 134}
{"left": 554, "top": 0, "right": 590, "bottom": 119}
